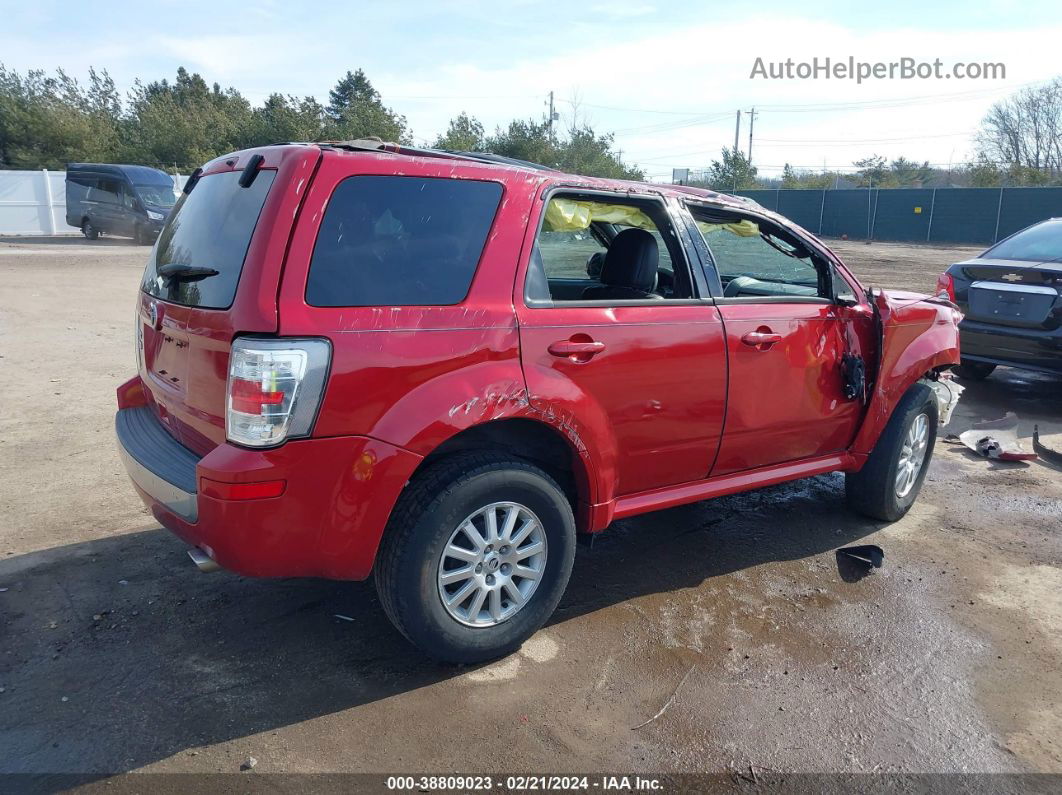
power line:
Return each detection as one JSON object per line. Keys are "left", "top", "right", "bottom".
{"left": 561, "top": 80, "right": 1048, "bottom": 117}
{"left": 610, "top": 112, "right": 736, "bottom": 136}
{"left": 562, "top": 99, "right": 721, "bottom": 116}
{"left": 755, "top": 80, "right": 1048, "bottom": 112}
{"left": 756, "top": 131, "right": 975, "bottom": 144}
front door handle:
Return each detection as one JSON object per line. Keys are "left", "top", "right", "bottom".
{"left": 741, "top": 329, "right": 783, "bottom": 348}
{"left": 548, "top": 339, "right": 606, "bottom": 362}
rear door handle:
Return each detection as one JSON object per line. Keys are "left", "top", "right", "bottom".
{"left": 548, "top": 339, "right": 606, "bottom": 361}
{"left": 741, "top": 330, "right": 783, "bottom": 347}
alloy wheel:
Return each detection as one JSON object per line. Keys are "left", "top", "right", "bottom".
{"left": 437, "top": 501, "right": 548, "bottom": 627}
{"left": 895, "top": 412, "right": 930, "bottom": 499}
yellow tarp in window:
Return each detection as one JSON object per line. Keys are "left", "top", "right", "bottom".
{"left": 696, "top": 219, "right": 760, "bottom": 238}
{"left": 544, "top": 198, "right": 655, "bottom": 232}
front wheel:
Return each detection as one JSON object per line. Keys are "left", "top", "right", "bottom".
{"left": 81, "top": 219, "right": 99, "bottom": 240}
{"left": 846, "top": 383, "right": 938, "bottom": 522}
{"left": 374, "top": 452, "right": 576, "bottom": 664}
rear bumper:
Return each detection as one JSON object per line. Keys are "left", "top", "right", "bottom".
{"left": 116, "top": 407, "right": 200, "bottom": 521}
{"left": 959, "top": 318, "right": 1062, "bottom": 374}
{"left": 115, "top": 405, "right": 423, "bottom": 580}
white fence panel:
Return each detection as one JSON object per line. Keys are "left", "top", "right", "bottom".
{"left": 0, "top": 169, "right": 186, "bottom": 236}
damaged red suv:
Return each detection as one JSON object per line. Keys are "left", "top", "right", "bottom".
{"left": 116, "top": 142, "right": 962, "bottom": 662}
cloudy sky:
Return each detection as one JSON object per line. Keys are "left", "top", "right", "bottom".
{"left": 3, "top": 0, "right": 1061, "bottom": 178}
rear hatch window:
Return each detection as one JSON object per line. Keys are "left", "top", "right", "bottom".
{"left": 984, "top": 219, "right": 1062, "bottom": 262}
{"left": 142, "top": 169, "right": 276, "bottom": 308}
{"left": 305, "top": 175, "right": 503, "bottom": 306}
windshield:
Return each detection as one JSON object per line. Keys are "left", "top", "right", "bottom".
{"left": 134, "top": 184, "right": 177, "bottom": 208}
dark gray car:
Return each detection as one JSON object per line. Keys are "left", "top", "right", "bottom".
{"left": 939, "top": 217, "right": 1062, "bottom": 378}
{"left": 66, "top": 164, "right": 177, "bottom": 244}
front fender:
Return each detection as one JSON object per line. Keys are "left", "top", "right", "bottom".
{"left": 851, "top": 291, "right": 960, "bottom": 456}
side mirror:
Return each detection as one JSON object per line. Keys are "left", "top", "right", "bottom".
{"left": 835, "top": 293, "right": 859, "bottom": 307}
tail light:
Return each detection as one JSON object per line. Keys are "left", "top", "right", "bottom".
{"left": 226, "top": 337, "right": 331, "bottom": 447}
{"left": 935, "top": 272, "right": 956, "bottom": 302}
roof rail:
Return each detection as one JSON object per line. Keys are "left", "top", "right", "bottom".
{"left": 318, "top": 138, "right": 478, "bottom": 164}
{"left": 446, "top": 151, "right": 554, "bottom": 171}
{"left": 313, "top": 139, "right": 555, "bottom": 172}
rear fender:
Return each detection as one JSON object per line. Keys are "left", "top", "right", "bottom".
{"left": 380, "top": 360, "right": 605, "bottom": 512}
{"left": 850, "top": 290, "right": 960, "bottom": 456}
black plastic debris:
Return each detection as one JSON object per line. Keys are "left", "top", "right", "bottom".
{"left": 841, "top": 353, "right": 866, "bottom": 402}
{"left": 837, "top": 545, "right": 884, "bottom": 568}
{"left": 1033, "top": 425, "right": 1062, "bottom": 468}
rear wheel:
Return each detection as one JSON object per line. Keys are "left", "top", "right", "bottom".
{"left": 81, "top": 219, "right": 99, "bottom": 240}
{"left": 954, "top": 360, "right": 996, "bottom": 380}
{"left": 375, "top": 452, "right": 576, "bottom": 664}
{"left": 846, "top": 383, "right": 938, "bottom": 522}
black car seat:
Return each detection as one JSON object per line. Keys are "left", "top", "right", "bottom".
{"left": 582, "top": 228, "right": 662, "bottom": 300}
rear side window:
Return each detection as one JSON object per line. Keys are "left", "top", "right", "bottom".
{"left": 142, "top": 170, "right": 275, "bottom": 308}
{"left": 306, "top": 176, "right": 503, "bottom": 307}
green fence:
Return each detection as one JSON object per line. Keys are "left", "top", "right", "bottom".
{"left": 732, "top": 187, "right": 1062, "bottom": 246}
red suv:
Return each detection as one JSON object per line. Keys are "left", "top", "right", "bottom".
{"left": 116, "top": 142, "right": 961, "bottom": 662}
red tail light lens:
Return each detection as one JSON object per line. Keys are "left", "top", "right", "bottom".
{"left": 936, "top": 272, "right": 956, "bottom": 302}
{"left": 229, "top": 377, "right": 286, "bottom": 414}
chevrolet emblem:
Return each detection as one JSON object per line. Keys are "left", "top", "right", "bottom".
{"left": 1001, "top": 273, "right": 1022, "bottom": 282}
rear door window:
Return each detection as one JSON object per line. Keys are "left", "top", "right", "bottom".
{"left": 530, "top": 195, "right": 692, "bottom": 302}
{"left": 142, "top": 169, "right": 275, "bottom": 308}
{"left": 306, "top": 176, "right": 503, "bottom": 307}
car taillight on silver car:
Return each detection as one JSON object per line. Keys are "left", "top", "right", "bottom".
{"left": 226, "top": 337, "right": 331, "bottom": 447}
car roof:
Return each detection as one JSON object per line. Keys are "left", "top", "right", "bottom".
{"left": 67, "top": 163, "right": 172, "bottom": 184}
{"left": 224, "top": 141, "right": 759, "bottom": 212}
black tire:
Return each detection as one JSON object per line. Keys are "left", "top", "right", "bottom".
{"left": 953, "top": 360, "right": 996, "bottom": 380}
{"left": 845, "top": 382, "right": 938, "bottom": 522}
{"left": 81, "top": 219, "right": 99, "bottom": 240}
{"left": 375, "top": 451, "right": 576, "bottom": 664}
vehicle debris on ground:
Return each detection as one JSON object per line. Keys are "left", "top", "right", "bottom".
{"left": 948, "top": 412, "right": 1038, "bottom": 462}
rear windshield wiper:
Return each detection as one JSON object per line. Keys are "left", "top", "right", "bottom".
{"left": 158, "top": 263, "right": 220, "bottom": 282}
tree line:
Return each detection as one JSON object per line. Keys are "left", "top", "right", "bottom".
{"left": 0, "top": 65, "right": 642, "bottom": 180}
{"left": 4, "top": 63, "right": 1059, "bottom": 190}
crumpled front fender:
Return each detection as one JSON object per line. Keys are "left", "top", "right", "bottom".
{"left": 850, "top": 290, "right": 961, "bottom": 457}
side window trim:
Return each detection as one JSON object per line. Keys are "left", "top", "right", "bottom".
{"left": 672, "top": 203, "right": 721, "bottom": 298}
{"left": 524, "top": 187, "right": 700, "bottom": 309}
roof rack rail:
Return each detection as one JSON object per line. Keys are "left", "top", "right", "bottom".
{"left": 317, "top": 138, "right": 476, "bottom": 163}
{"left": 312, "top": 139, "right": 555, "bottom": 172}
{"left": 446, "top": 151, "right": 554, "bottom": 171}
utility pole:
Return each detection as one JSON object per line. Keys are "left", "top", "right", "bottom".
{"left": 547, "top": 91, "right": 556, "bottom": 135}
{"left": 733, "top": 109, "right": 741, "bottom": 153}
{"left": 747, "top": 106, "right": 758, "bottom": 166}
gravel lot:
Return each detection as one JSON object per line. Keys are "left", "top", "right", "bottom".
{"left": 0, "top": 236, "right": 1059, "bottom": 784}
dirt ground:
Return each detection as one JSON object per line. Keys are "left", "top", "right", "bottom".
{"left": 0, "top": 236, "right": 1059, "bottom": 786}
